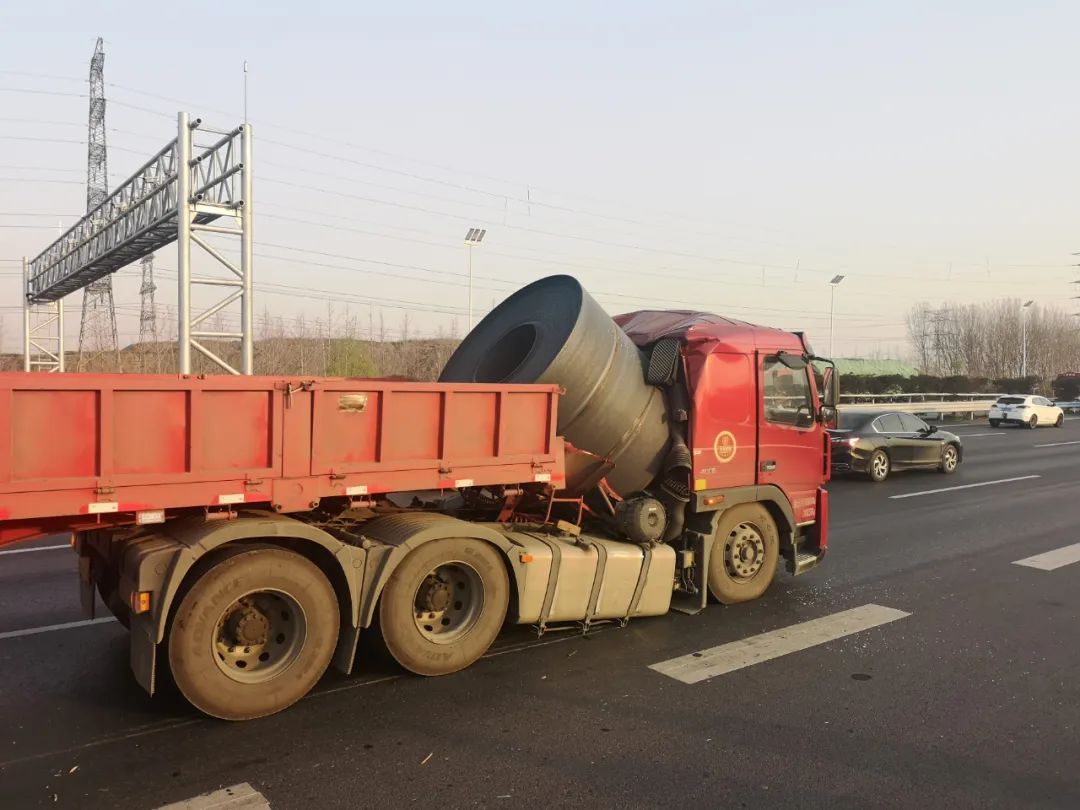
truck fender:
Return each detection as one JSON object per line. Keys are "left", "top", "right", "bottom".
{"left": 689, "top": 484, "right": 797, "bottom": 546}
{"left": 127, "top": 512, "right": 365, "bottom": 695}
{"left": 356, "top": 513, "right": 520, "bottom": 629}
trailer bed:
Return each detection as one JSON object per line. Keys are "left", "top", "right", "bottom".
{"left": 0, "top": 373, "right": 564, "bottom": 547}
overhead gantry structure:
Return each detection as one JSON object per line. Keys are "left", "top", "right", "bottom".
{"left": 24, "top": 113, "right": 254, "bottom": 375}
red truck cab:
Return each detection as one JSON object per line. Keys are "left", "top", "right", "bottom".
{"left": 617, "top": 309, "right": 831, "bottom": 590}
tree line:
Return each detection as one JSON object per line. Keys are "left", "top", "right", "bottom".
{"left": 907, "top": 299, "right": 1080, "bottom": 381}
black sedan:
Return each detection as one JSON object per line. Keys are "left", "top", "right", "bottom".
{"left": 829, "top": 411, "right": 963, "bottom": 482}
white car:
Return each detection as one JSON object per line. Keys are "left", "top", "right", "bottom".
{"left": 989, "top": 395, "right": 1064, "bottom": 428}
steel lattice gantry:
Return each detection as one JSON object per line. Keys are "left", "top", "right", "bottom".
{"left": 22, "top": 258, "right": 64, "bottom": 372}
{"left": 25, "top": 113, "right": 255, "bottom": 375}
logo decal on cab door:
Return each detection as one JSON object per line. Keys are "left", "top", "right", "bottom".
{"left": 713, "top": 431, "right": 737, "bottom": 463}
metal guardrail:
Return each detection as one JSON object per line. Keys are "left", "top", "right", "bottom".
{"left": 840, "top": 400, "right": 996, "bottom": 417}
{"left": 839, "top": 392, "right": 1002, "bottom": 404}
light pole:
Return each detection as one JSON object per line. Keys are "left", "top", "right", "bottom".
{"left": 464, "top": 228, "right": 486, "bottom": 331}
{"left": 1021, "top": 299, "right": 1034, "bottom": 377}
{"left": 828, "top": 275, "right": 845, "bottom": 358}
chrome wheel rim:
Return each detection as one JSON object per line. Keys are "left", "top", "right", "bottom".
{"left": 413, "top": 561, "right": 484, "bottom": 644}
{"left": 724, "top": 521, "right": 766, "bottom": 582}
{"left": 872, "top": 453, "right": 889, "bottom": 479}
{"left": 943, "top": 447, "right": 957, "bottom": 471}
{"left": 213, "top": 590, "right": 307, "bottom": 684}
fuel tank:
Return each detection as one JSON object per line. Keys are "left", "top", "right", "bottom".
{"left": 439, "top": 275, "right": 670, "bottom": 494}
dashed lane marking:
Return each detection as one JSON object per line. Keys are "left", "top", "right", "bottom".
{"left": 889, "top": 475, "right": 1040, "bottom": 500}
{"left": 0, "top": 617, "right": 115, "bottom": 641}
{"left": 155, "top": 783, "right": 270, "bottom": 810}
{"left": 1033, "top": 440, "right": 1080, "bottom": 448}
{"left": 0, "top": 544, "right": 68, "bottom": 556}
{"left": 648, "top": 604, "right": 911, "bottom": 685}
{"left": 1013, "top": 542, "right": 1080, "bottom": 571}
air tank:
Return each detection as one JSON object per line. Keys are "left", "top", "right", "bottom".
{"left": 439, "top": 275, "right": 670, "bottom": 495}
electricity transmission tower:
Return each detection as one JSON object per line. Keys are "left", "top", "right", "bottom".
{"left": 139, "top": 253, "right": 158, "bottom": 370}
{"left": 77, "top": 37, "right": 121, "bottom": 372}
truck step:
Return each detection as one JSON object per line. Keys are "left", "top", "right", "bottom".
{"left": 790, "top": 551, "right": 823, "bottom": 576}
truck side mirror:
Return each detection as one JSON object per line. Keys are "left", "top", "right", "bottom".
{"left": 821, "top": 366, "right": 838, "bottom": 408}
{"left": 818, "top": 364, "right": 839, "bottom": 427}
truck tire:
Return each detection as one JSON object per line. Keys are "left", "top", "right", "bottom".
{"left": 378, "top": 537, "right": 509, "bottom": 677}
{"left": 167, "top": 547, "right": 339, "bottom": 721}
{"left": 707, "top": 504, "right": 779, "bottom": 605}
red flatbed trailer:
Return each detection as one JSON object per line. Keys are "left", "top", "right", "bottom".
{"left": 0, "top": 276, "right": 832, "bottom": 722}
{"left": 0, "top": 373, "right": 564, "bottom": 548}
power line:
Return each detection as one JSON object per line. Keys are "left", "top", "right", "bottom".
{"left": 15, "top": 74, "right": 1073, "bottom": 276}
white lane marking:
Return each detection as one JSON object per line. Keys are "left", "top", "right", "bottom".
{"left": 648, "top": 604, "right": 910, "bottom": 685}
{"left": 949, "top": 432, "right": 1006, "bottom": 438}
{"left": 1034, "top": 440, "right": 1080, "bottom": 448}
{"left": 0, "top": 616, "right": 116, "bottom": 641}
{"left": 0, "top": 543, "right": 68, "bottom": 556}
{"left": 156, "top": 783, "right": 270, "bottom": 810}
{"left": 1013, "top": 542, "right": 1080, "bottom": 571}
{"left": 889, "top": 475, "right": 1040, "bottom": 500}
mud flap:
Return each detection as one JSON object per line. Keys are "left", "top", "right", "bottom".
{"left": 78, "top": 554, "right": 96, "bottom": 620}
{"left": 130, "top": 614, "right": 157, "bottom": 696}
{"left": 333, "top": 623, "right": 362, "bottom": 675}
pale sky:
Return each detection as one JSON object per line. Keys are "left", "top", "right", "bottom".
{"left": 2, "top": 1, "right": 1078, "bottom": 358}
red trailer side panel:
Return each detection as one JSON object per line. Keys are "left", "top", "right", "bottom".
{"left": 0, "top": 373, "right": 563, "bottom": 547}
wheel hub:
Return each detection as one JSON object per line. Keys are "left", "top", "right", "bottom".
{"left": 412, "top": 561, "right": 484, "bottom": 645}
{"left": 418, "top": 576, "right": 452, "bottom": 612}
{"left": 227, "top": 604, "right": 270, "bottom": 646}
{"left": 213, "top": 590, "right": 307, "bottom": 684}
{"left": 725, "top": 523, "right": 766, "bottom": 581}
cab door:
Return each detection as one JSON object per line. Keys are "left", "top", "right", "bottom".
{"left": 757, "top": 353, "right": 822, "bottom": 524}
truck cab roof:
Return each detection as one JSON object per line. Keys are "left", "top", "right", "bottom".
{"left": 613, "top": 310, "right": 809, "bottom": 355}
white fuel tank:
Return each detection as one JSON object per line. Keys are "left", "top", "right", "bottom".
{"left": 507, "top": 531, "right": 676, "bottom": 625}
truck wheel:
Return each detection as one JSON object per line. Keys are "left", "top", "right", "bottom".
{"left": 378, "top": 537, "right": 509, "bottom": 677}
{"left": 867, "top": 449, "right": 890, "bottom": 482}
{"left": 167, "top": 547, "right": 339, "bottom": 721}
{"left": 707, "top": 504, "right": 779, "bottom": 605}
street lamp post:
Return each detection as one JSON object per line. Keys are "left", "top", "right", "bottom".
{"left": 464, "top": 228, "right": 486, "bottom": 331}
{"left": 1021, "top": 299, "right": 1034, "bottom": 377}
{"left": 828, "top": 275, "right": 845, "bottom": 357}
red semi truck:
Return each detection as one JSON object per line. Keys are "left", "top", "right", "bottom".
{"left": 0, "top": 276, "right": 835, "bottom": 720}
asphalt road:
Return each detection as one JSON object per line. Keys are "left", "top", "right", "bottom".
{"left": 2, "top": 418, "right": 1080, "bottom": 808}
